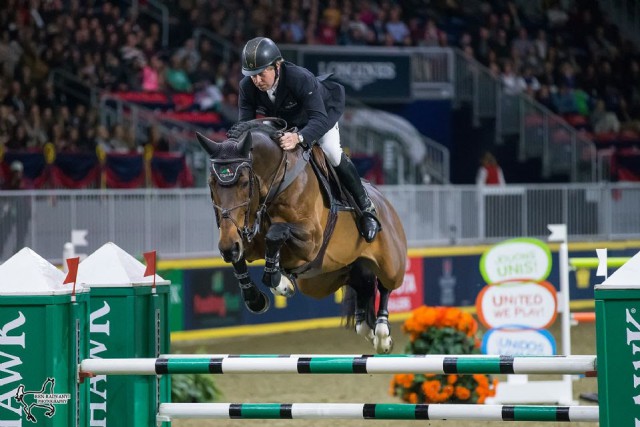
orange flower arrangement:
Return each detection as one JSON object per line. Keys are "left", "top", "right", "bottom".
{"left": 390, "top": 306, "right": 498, "bottom": 404}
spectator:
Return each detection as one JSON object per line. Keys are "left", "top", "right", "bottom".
{"left": 141, "top": 55, "right": 164, "bottom": 92}
{"left": 192, "top": 80, "right": 223, "bottom": 112}
{"left": 533, "top": 29, "right": 548, "bottom": 60}
{"left": 7, "top": 124, "right": 30, "bottom": 150}
{"left": 420, "top": 18, "right": 444, "bottom": 47}
{"left": 521, "top": 66, "right": 541, "bottom": 95}
{"left": 281, "top": 10, "right": 306, "bottom": 44}
{"left": 553, "top": 84, "right": 578, "bottom": 114}
{"left": 591, "top": 98, "right": 620, "bottom": 134}
{"left": 476, "top": 152, "right": 505, "bottom": 186}
{"left": 536, "top": 84, "right": 556, "bottom": 112}
{"left": 174, "top": 38, "right": 201, "bottom": 74}
{"left": 322, "top": 0, "right": 341, "bottom": 29}
{"left": 501, "top": 61, "right": 526, "bottom": 95}
{"left": 385, "top": 6, "right": 410, "bottom": 46}
{"left": 317, "top": 16, "right": 338, "bottom": 45}
{"left": 24, "top": 105, "right": 48, "bottom": 148}
{"left": 147, "top": 124, "right": 169, "bottom": 152}
{"left": 165, "top": 54, "right": 192, "bottom": 93}
{"left": 511, "top": 27, "right": 533, "bottom": 58}
{"left": 5, "top": 161, "right": 25, "bottom": 190}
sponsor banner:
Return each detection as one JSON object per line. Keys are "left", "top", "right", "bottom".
{"left": 475, "top": 280, "right": 558, "bottom": 329}
{"left": 383, "top": 256, "right": 424, "bottom": 313}
{"left": 183, "top": 268, "right": 244, "bottom": 329}
{"left": 301, "top": 52, "right": 411, "bottom": 101}
{"left": 480, "top": 238, "right": 552, "bottom": 284}
{"left": 482, "top": 327, "right": 556, "bottom": 356}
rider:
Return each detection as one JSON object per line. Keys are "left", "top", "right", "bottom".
{"left": 238, "top": 36, "right": 380, "bottom": 242}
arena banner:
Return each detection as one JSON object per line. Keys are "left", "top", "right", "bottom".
{"left": 300, "top": 51, "right": 411, "bottom": 102}
{"left": 170, "top": 246, "right": 639, "bottom": 332}
{"left": 383, "top": 256, "right": 424, "bottom": 313}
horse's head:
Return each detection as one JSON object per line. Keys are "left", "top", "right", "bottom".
{"left": 197, "top": 131, "right": 257, "bottom": 263}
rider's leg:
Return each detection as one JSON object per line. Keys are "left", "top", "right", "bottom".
{"left": 319, "top": 123, "right": 380, "bottom": 242}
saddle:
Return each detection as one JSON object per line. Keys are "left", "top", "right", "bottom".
{"left": 244, "top": 118, "right": 359, "bottom": 276}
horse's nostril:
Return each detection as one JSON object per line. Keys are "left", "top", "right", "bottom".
{"left": 231, "top": 242, "right": 240, "bottom": 260}
{"left": 220, "top": 241, "right": 242, "bottom": 263}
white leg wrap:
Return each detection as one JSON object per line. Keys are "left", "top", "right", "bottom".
{"left": 355, "top": 321, "right": 374, "bottom": 343}
{"left": 269, "top": 274, "right": 295, "bottom": 297}
{"left": 373, "top": 320, "right": 394, "bottom": 354}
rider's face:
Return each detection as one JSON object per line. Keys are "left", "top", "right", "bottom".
{"left": 251, "top": 66, "right": 277, "bottom": 91}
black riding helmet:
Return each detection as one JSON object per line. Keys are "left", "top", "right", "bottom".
{"left": 241, "top": 37, "right": 282, "bottom": 76}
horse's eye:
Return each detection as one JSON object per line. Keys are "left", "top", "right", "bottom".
{"left": 241, "top": 180, "right": 250, "bottom": 189}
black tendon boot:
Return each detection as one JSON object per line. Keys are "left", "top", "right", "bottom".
{"left": 335, "top": 153, "right": 381, "bottom": 242}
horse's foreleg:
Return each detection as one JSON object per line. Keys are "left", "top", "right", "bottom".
{"left": 374, "top": 283, "right": 393, "bottom": 354}
{"left": 232, "top": 258, "right": 270, "bottom": 314}
{"left": 262, "top": 223, "right": 295, "bottom": 297}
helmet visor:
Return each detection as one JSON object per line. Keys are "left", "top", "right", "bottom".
{"left": 242, "top": 64, "right": 270, "bottom": 77}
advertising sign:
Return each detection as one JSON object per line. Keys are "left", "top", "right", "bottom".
{"left": 482, "top": 328, "right": 556, "bottom": 356}
{"left": 480, "top": 238, "right": 552, "bottom": 284}
{"left": 476, "top": 280, "right": 558, "bottom": 329}
{"left": 301, "top": 51, "right": 411, "bottom": 101}
{"left": 385, "top": 256, "right": 424, "bottom": 313}
{"left": 183, "top": 268, "right": 243, "bottom": 329}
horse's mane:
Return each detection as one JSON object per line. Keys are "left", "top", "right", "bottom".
{"left": 226, "top": 120, "right": 283, "bottom": 141}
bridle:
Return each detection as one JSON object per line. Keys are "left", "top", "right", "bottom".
{"left": 210, "top": 151, "right": 288, "bottom": 243}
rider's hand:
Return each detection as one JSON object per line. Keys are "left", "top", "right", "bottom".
{"left": 279, "top": 132, "right": 299, "bottom": 151}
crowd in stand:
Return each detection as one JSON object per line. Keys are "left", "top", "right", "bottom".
{"left": 0, "top": 0, "right": 639, "bottom": 173}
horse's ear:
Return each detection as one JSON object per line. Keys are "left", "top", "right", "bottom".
{"left": 238, "top": 131, "right": 253, "bottom": 158}
{"left": 196, "top": 132, "right": 220, "bottom": 157}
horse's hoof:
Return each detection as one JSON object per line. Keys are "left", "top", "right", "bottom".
{"left": 374, "top": 336, "right": 394, "bottom": 354}
{"left": 245, "top": 291, "right": 270, "bottom": 314}
{"left": 373, "top": 320, "right": 393, "bottom": 354}
{"left": 269, "top": 274, "right": 295, "bottom": 297}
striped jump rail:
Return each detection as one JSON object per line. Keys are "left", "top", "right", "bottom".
{"left": 79, "top": 354, "right": 597, "bottom": 376}
{"left": 156, "top": 403, "right": 599, "bottom": 422}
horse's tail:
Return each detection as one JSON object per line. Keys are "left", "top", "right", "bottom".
{"left": 342, "top": 262, "right": 377, "bottom": 329}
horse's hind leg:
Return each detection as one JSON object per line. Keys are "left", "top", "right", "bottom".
{"left": 346, "top": 262, "right": 394, "bottom": 354}
{"left": 346, "top": 262, "right": 377, "bottom": 346}
{"left": 374, "top": 283, "right": 393, "bottom": 354}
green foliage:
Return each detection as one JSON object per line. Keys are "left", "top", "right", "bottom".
{"left": 406, "top": 326, "right": 479, "bottom": 355}
{"left": 171, "top": 373, "right": 221, "bottom": 403}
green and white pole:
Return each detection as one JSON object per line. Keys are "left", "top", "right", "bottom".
{"left": 595, "top": 250, "right": 640, "bottom": 426}
{"left": 80, "top": 355, "right": 597, "bottom": 376}
{"left": 156, "top": 403, "right": 599, "bottom": 422}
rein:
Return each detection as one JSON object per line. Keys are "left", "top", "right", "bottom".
{"left": 211, "top": 145, "right": 310, "bottom": 243}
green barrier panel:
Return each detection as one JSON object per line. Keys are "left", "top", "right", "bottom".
{"left": 0, "top": 248, "right": 89, "bottom": 427}
{"left": 78, "top": 243, "right": 171, "bottom": 427}
{"left": 158, "top": 269, "right": 184, "bottom": 332}
{"left": 595, "top": 253, "right": 640, "bottom": 426}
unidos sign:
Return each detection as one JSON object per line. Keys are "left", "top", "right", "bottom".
{"left": 480, "top": 238, "right": 552, "bottom": 284}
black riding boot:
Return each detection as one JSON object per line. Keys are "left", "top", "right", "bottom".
{"left": 335, "top": 153, "right": 381, "bottom": 242}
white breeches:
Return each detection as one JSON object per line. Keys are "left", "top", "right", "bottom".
{"left": 318, "top": 122, "right": 343, "bottom": 167}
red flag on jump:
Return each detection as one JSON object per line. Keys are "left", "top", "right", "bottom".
{"left": 143, "top": 250, "right": 157, "bottom": 289}
{"left": 143, "top": 251, "right": 157, "bottom": 277}
{"left": 64, "top": 257, "right": 80, "bottom": 284}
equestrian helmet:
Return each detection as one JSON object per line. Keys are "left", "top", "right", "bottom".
{"left": 241, "top": 37, "right": 282, "bottom": 76}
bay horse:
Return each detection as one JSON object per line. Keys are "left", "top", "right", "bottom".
{"left": 196, "top": 119, "right": 407, "bottom": 353}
